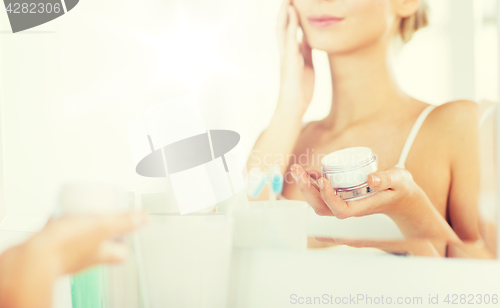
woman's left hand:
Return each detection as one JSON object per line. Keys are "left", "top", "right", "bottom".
{"left": 291, "top": 164, "right": 419, "bottom": 218}
{"left": 291, "top": 164, "right": 460, "bottom": 241}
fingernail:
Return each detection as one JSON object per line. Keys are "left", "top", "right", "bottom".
{"left": 290, "top": 165, "right": 300, "bottom": 181}
{"left": 318, "top": 178, "right": 325, "bottom": 189}
{"left": 371, "top": 175, "right": 381, "bottom": 187}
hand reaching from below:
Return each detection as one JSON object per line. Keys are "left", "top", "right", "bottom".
{"left": 0, "top": 212, "right": 147, "bottom": 308}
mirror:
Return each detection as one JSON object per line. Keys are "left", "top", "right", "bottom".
{"left": 0, "top": 0, "right": 498, "bottom": 262}
{"left": 244, "top": 0, "right": 499, "bottom": 259}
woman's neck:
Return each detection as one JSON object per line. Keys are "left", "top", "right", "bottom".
{"left": 325, "top": 41, "right": 410, "bottom": 131}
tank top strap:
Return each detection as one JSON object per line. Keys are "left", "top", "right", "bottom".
{"left": 395, "top": 105, "right": 437, "bottom": 169}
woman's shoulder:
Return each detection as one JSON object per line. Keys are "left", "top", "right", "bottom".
{"left": 427, "top": 100, "right": 479, "bottom": 132}
{"left": 432, "top": 100, "right": 479, "bottom": 117}
{"left": 424, "top": 100, "right": 480, "bottom": 158}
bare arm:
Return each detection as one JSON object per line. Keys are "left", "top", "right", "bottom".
{"left": 247, "top": 111, "right": 303, "bottom": 176}
{"left": 445, "top": 101, "right": 481, "bottom": 241}
{"left": 315, "top": 237, "right": 443, "bottom": 257}
{"left": 0, "top": 244, "right": 57, "bottom": 308}
{"left": 246, "top": 0, "right": 315, "bottom": 198}
{"left": 294, "top": 164, "right": 461, "bottom": 243}
{"left": 0, "top": 212, "right": 146, "bottom": 308}
{"left": 439, "top": 101, "right": 496, "bottom": 258}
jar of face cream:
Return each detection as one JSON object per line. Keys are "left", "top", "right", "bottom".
{"left": 321, "top": 147, "right": 378, "bottom": 201}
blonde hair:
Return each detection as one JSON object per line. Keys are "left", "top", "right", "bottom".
{"left": 399, "top": 0, "right": 429, "bottom": 43}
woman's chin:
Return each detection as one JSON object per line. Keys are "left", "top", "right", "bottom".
{"left": 310, "top": 44, "right": 354, "bottom": 55}
{"left": 310, "top": 39, "right": 373, "bottom": 56}
{"left": 308, "top": 37, "right": 354, "bottom": 54}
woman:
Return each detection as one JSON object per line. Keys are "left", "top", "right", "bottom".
{"left": 248, "top": 0, "right": 484, "bottom": 254}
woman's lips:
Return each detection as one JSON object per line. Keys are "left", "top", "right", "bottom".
{"left": 308, "top": 15, "right": 344, "bottom": 28}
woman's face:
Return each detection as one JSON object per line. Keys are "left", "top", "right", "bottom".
{"left": 293, "top": 0, "right": 398, "bottom": 54}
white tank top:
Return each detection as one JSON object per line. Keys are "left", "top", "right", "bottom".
{"left": 395, "top": 105, "right": 436, "bottom": 168}
{"left": 301, "top": 104, "right": 437, "bottom": 169}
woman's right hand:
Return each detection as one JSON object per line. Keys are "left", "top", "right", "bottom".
{"left": 26, "top": 212, "right": 148, "bottom": 275}
{"left": 276, "top": 0, "right": 315, "bottom": 119}
{"left": 0, "top": 212, "right": 147, "bottom": 308}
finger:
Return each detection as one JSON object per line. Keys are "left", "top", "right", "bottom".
{"left": 332, "top": 238, "right": 381, "bottom": 248}
{"left": 315, "top": 237, "right": 337, "bottom": 244}
{"left": 304, "top": 167, "right": 322, "bottom": 191}
{"left": 96, "top": 241, "right": 129, "bottom": 264}
{"left": 286, "top": 6, "right": 299, "bottom": 53}
{"left": 303, "top": 167, "right": 321, "bottom": 180}
{"left": 277, "top": 0, "right": 292, "bottom": 30}
{"left": 314, "top": 237, "right": 380, "bottom": 249}
{"left": 318, "top": 177, "right": 381, "bottom": 218}
{"left": 308, "top": 177, "right": 321, "bottom": 192}
{"left": 344, "top": 189, "right": 395, "bottom": 216}
{"left": 317, "top": 177, "right": 354, "bottom": 219}
{"left": 300, "top": 34, "right": 313, "bottom": 67}
{"left": 97, "top": 211, "right": 148, "bottom": 238}
{"left": 276, "top": 0, "right": 292, "bottom": 54}
{"left": 334, "top": 239, "right": 414, "bottom": 255}
{"left": 291, "top": 164, "right": 333, "bottom": 216}
{"left": 368, "top": 167, "right": 412, "bottom": 191}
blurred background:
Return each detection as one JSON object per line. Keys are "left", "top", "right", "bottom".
{"left": 0, "top": 0, "right": 498, "bottom": 223}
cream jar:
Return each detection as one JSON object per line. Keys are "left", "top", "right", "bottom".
{"left": 321, "top": 147, "right": 378, "bottom": 201}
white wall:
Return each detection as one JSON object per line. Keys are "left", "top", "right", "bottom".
{"left": 0, "top": 0, "right": 493, "bottom": 218}
{"left": 0, "top": 79, "right": 4, "bottom": 222}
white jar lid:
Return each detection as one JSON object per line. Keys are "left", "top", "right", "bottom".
{"left": 321, "top": 147, "right": 378, "bottom": 188}
{"left": 321, "top": 147, "right": 374, "bottom": 172}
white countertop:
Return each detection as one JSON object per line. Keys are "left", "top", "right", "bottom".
{"left": 1, "top": 218, "right": 499, "bottom": 308}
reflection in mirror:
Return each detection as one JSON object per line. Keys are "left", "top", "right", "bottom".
{"left": 309, "top": 238, "right": 496, "bottom": 260}
{"left": 246, "top": 0, "right": 499, "bottom": 260}
{"left": 301, "top": 97, "right": 499, "bottom": 260}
